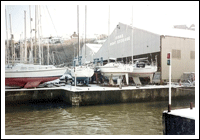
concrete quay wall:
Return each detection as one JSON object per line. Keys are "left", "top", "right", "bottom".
{"left": 163, "top": 111, "right": 195, "bottom": 135}
{"left": 67, "top": 87, "right": 195, "bottom": 106}
{"left": 5, "top": 87, "right": 195, "bottom": 106}
{"left": 5, "top": 89, "right": 66, "bottom": 105}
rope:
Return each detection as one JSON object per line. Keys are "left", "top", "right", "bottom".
{"left": 46, "top": 6, "right": 58, "bottom": 37}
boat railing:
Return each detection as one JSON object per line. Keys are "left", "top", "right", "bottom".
{"left": 5, "top": 58, "right": 43, "bottom": 65}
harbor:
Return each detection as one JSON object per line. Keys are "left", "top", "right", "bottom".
{"left": 3, "top": 2, "right": 197, "bottom": 137}
{"left": 4, "top": 95, "right": 195, "bottom": 135}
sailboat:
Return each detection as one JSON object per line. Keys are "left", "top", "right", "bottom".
{"left": 126, "top": 6, "right": 157, "bottom": 85}
{"left": 97, "top": 6, "right": 129, "bottom": 85}
{"left": 127, "top": 57, "right": 157, "bottom": 85}
{"left": 98, "top": 58, "right": 129, "bottom": 85}
{"left": 5, "top": 64, "right": 66, "bottom": 88}
{"left": 70, "top": 5, "right": 94, "bottom": 86}
{"left": 5, "top": 5, "right": 66, "bottom": 88}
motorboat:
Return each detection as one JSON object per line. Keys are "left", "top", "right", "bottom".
{"left": 5, "top": 63, "right": 66, "bottom": 88}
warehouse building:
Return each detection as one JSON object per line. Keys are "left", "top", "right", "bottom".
{"left": 80, "top": 22, "right": 195, "bottom": 83}
{"left": 80, "top": 43, "right": 102, "bottom": 64}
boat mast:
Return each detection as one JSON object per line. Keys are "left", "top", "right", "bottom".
{"left": 34, "top": 5, "right": 38, "bottom": 64}
{"left": 131, "top": 5, "right": 133, "bottom": 65}
{"left": 24, "top": 10, "right": 27, "bottom": 63}
{"left": 107, "top": 5, "right": 110, "bottom": 63}
{"left": 85, "top": 5, "right": 87, "bottom": 63}
{"left": 9, "top": 14, "right": 14, "bottom": 64}
{"left": 38, "top": 6, "right": 41, "bottom": 65}
{"left": 47, "top": 42, "right": 49, "bottom": 65}
{"left": 5, "top": 9, "right": 9, "bottom": 64}
{"left": 39, "top": 6, "right": 43, "bottom": 65}
{"left": 20, "top": 32, "right": 23, "bottom": 63}
{"left": 29, "top": 5, "right": 33, "bottom": 63}
{"left": 77, "top": 5, "right": 80, "bottom": 65}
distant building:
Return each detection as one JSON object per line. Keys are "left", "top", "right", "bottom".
{"left": 49, "top": 37, "right": 63, "bottom": 44}
{"left": 70, "top": 32, "right": 78, "bottom": 39}
{"left": 189, "top": 24, "right": 195, "bottom": 31}
{"left": 94, "top": 39, "right": 106, "bottom": 44}
{"left": 42, "top": 38, "right": 50, "bottom": 44}
{"left": 174, "top": 24, "right": 195, "bottom": 31}
{"left": 174, "top": 25, "right": 188, "bottom": 29}
{"left": 79, "top": 43, "right": 102, "bottom": 64}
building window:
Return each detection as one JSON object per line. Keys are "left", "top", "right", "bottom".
{"left": 190, "top": 51, "right": 195, "bottom": 59}
{"left": 172, "top": 49, "right": 181, "bottom": 59}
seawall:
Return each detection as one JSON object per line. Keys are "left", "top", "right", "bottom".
{"left": 5, "top": 85, "right": 195, "bottom": 106}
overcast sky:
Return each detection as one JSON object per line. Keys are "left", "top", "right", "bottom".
{"left": 2, "top": 1, "right": 198, "bottom": 41}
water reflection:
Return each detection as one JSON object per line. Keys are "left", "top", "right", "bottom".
{"left": 5, "top": 98, "right": 195, "bottom": 135}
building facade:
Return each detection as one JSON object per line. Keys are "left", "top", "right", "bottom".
{"left": 160, "top": 36, "right": 195, "bottom": 82}
{"left": 94, "top": 22, "right": 160, "bottom": 62}
{"left": 87, "top": 22, "right": 195, "bottom": 83}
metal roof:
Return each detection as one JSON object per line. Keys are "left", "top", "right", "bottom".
{"left": 86, "top": 44, "right": 102, "bottom": 53}
{"left": 139, "top": 26, "right": 196, "bottom": 39}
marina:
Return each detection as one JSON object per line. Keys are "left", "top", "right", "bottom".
{"left": 3, "top": 2, "right": 197, "bottom": 137}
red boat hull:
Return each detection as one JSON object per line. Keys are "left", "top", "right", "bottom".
{"left": 5, "top": 76, "right": 60, "bottom": 88}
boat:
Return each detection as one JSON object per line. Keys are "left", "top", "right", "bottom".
{"left": 70, "top": 5, "right": 94, "bottom": 86}
{"left": 96, "top": 6, "right": 129, "bottom": 85}
{"left": 127, "top": 57, "right": 157, "bottom": 85}
{"left": 70, "top": 64, "right": 94, "bottom": 85}
{"left": 5, "top": 63, "right": 66, "bottom": 88}
{"left": 98, "top": 58, "right": 129, "bottom": 85}
{"left": 5, "top": 6, "right": 66, "bottom": 88}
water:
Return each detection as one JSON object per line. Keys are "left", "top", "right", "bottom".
{"left": 5, "top": 98, "right": 195, "bottom": 135}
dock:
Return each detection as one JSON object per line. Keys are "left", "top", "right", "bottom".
{"left": 162, "top": 107, "right": 195, "bottom": 135}
{"left": 5, "top": 84, "right": 195, "bottom": 106}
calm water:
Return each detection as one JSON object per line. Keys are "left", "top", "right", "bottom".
{"left": 5, "top": 97, "right": 195, "bottom": 135}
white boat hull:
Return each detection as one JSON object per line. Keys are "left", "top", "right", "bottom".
{"left": 98, "top": 63, "right": 129, "bottom": 85}
{"left": 98, "top": 63, "right": 129, "bottom": 77}
{"left": 128, "top": 66, "right": 157, "bottom": 77}
{"left": 5, "top": 63, "right": 66, "bottom": 88}
{"left": 5, "top": 68, "right": 66, "bottom": 78}
{"left": 70, "top": 66, "right": 94, "bottom": 78}
{"left": 127, "top": 64, "right": 157, "bottom": 83}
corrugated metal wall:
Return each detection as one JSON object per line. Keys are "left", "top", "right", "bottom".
{"left": 94, "top": 22, "right": 160, "bottom": 60}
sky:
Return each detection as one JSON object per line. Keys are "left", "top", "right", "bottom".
{"left": 2, "top": 1, "right": 198, "bottom": 41}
